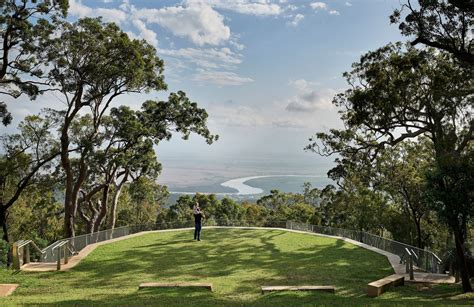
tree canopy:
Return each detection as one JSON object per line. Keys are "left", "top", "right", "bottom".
{"left": 391, "top": 0, "right": 474, "bottom": 64}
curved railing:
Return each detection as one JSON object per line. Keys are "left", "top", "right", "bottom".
{"left": 17, "top": 219, "right": 443, "bottom": 273}
{"left": 287, "top": 221, "right": 442, "bottom": 273}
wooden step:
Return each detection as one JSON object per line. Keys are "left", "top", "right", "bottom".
{"left": 0, "top": 284, "right": 19, "bottom": 297}
{"left": 261, "top": 285, "right": 335, "bottom": 294}
{"left": 139, "top": 282, "right": 213, "bottom": 292}
{"left": 367, "top": 274, "right": 404, "bottom": 297}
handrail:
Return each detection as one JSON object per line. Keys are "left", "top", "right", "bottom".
{"left": 403, "top": 248, "right": 415, "bottom": 280}
{"left": 51, "top": 240, "right": 68, "bottom": 251}
{"left": 16, "top": 240, "right": 31, "bottom": 249}
{"left": 12, "top": 239, "right": 47, "bottom": 270}
{"left": 287, "top": 221, "right": 443, "bottom": 274}
{"left": 410, "top": 248, "right": 419, "bottom": 260}
{"left": 14, "top": 219, "right": 444, "bottom": 274}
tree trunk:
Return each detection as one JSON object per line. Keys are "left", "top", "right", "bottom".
{"left": 0, "top": 206, "right": 12, "bottom": 266}
{"left": 415, "top": 218, "right": 423, "bottom": 249}
{"left": 61, "top": 122, "right": 75, "bottom": 238}
{"left": 108, "top": 181, "right": 126, "bottom": 230}
{"left": 108, "top": 188, "right": 120, "bottom": 230}
{"left": 454, "top": 227, "right": 472, "bottom": 292}
{"left": 93, "top": 186, "right": 109, "bottom": 233}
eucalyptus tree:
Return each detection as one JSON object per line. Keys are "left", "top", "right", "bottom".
{"left": 376, "top": 140, "right": 435, "bottom": 248}
{"left": 77, "top": 92, "right": 217, "bottom": 233}
{"left": 391, "top": 0, "right": 474, "bottom": 64}
{"left": 309, "top": 44, "right": 473, "bottom": 291}
{"left": 42, "top": 17, "right": 167, "bottom": 238}
{"left": 0, "top": 114, "right": 59, "bottom": 264}
{"left": 0, "top": 0, "right": 68, "bottom": 125}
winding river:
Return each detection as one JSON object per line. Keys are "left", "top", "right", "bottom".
{"left": 170, "top": 175, "right": 325, "bottom": 196}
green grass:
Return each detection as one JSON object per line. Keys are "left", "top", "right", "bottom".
{"left": 1, "top": 228, "right": 473, "bottom": 305}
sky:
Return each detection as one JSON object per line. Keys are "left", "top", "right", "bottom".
{"left": 3, "top": 0, "right": 406, "bottom": 178}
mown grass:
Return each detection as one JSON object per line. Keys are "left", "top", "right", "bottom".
{"left": 0, "top": 228, "right": 473, "bottom": 305}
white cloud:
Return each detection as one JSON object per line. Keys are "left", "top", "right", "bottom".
{"left": 310, "top": 2, "right": 327, "bottom": 10}
{"left": 209, "top": 105, "right": 265, "bottom": 127}
{"left": 69, "top": 0, "right": 127, "bottom": 23}
{"left": 272, "top": 119, "right": 307, "bottom": 129}
{"left": 131, "top": 19, "right": 159, "bottom": 46}
{"left": 134, "top": 4, "right": 230, "bottom": 46}
{"left": 158, "top": 47, "right": 242, "bottom": 69}
{"left": 286, "top": 79, "right": 336, "bottom": 112}
{"left": 230, "top": 40, "right": 245, "bottom": 51}
{"left": 185, "top": 0, "right": 282, "bottom": 16}
{"left": 345, "top": 1, "right": 352, "bottom": 6}
{"left": 309, "top": 2, "right": 340, "bottom": 16}
{"left": 193, "top": 69, "right": 253, "bottom": 86}
{"left": 288, "top": 79, "right": 318, "bottom": 91}
{"left": 287, "top": 14, "right": 304, "bottom": 27}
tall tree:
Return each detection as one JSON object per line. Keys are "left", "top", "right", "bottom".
{"left": 77, "top": 91, "right": 218, "bottom": 233}
{"left": 376, "top": 140, "right": 435, "bottom": 248}
{"left": 0, "top": 0, "right": 68, "bottom": 125}
{"left": 0, "top": 114, "right": 59, "bottom": 264}
{"left": 391, "top": 0, "right": 474, "bottom": 64}
{"left": 42, "top": 17, "right": 167, "bottom": 238}
{"left": 309, "top": 44, "right": 473, "bottom": 291}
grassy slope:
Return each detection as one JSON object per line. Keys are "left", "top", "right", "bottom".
{"left": 0, "top": 228, "right": 473, "bottom": 305}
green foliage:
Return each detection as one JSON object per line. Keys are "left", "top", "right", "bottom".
{"left": 391, "top": 0, "right": 474, "bottom": 64}
{"left": 116, "top": 178, "right": 168, "bottom": 227}
{"left": 0, "top": 239, "right": 8, "bottom": 266}
{"left": 310, "top": 43, "right": 473, "bottom": 291}
{"left": 0, "top": 0, "right": 68, "bottom": 125}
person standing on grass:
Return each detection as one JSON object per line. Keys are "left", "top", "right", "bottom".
{"left": 193, "top": 201, "right": 204, "bottom": 241}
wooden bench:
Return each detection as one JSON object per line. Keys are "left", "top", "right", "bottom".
{"left": 0, "top": 284, "right": 19, "bottom": 297}
{"left": 138, "top": 282, "right": 213, "bottom": 292}
{"left": 367, "top": 274, "right": 404, "bottom": 297}
{"left": 261, "top": 285, "right": 335, "bottom": 294}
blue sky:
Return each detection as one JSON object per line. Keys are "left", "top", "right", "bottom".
{"left": 5, "top": 0, "right": 405, "bottom": 173}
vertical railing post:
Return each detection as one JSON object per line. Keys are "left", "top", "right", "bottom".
{"left": 64, "top": 244, "right": 69, "bottom": 265}
{"left": 57, "top": 246, "right": 61, "bottom": 271}
{"left": 12, "top": 242, "right": 20, "bottom": 270}
{"left": 409, "top": 254, "right": 414, "bottom": 281}
{"left": 24, "top": 244, "right": 30, "bottom": 265}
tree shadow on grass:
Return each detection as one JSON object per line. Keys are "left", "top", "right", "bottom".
{"left": 64, "top": 228, "right": 393, "bottom": 298}
{"left": 3, "top": 228, "right": 471, "bottom": 305}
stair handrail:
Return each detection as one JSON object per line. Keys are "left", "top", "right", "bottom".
{"left": 12, "top": 239, "right": 47, "bottom": 270}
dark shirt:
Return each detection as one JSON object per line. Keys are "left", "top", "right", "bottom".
{"left": 194, "top": 213, "right": 203, "bottom": 224}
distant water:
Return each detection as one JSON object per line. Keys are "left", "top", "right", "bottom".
{"left": 159, "top": 153, "right": 334, "bottom": 202}
{"left": 221, "top": 175, "right": 328, "bottom": 195}
{"left": 169, "top": 175, "right": 332, "bottom": 196}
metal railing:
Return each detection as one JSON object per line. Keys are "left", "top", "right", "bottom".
{"left": 402, "top": 248, "right": 415, "bottom": 280}
{"left": 14, "top": 219, "right": 442, "bottom": 274}
{"left": 12, "top": 240, "right": 46, "bottom": 270}
{"left": 286, "top": 221, "right": 443, "bottom": 273}
{"left": 38, "top": 219, "right": 287, "bottom": 264}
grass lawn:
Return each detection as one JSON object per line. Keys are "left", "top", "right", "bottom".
{"left": 1, "top": 228, "right": 473, "bottom": 305}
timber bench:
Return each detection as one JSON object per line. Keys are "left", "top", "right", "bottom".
{"left": 261, "top": 285, "right": 336, "bottom": 294}
{"left": 138, "top": 282, "right": 213, "bottom": 292}
{"left": 367, "top": 274, "right": 404, "bottom": 297}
